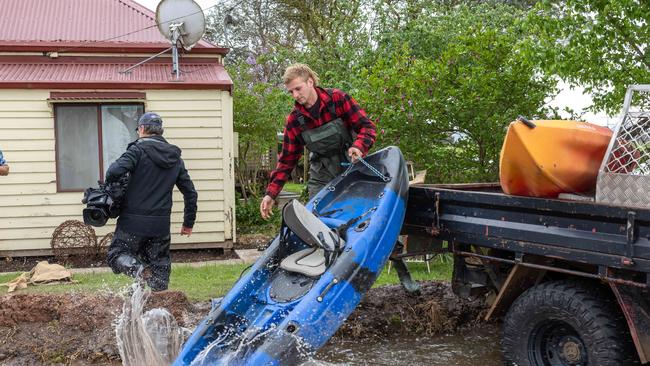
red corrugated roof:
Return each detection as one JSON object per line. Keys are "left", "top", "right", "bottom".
{"left": 0, "top": 0, "right": 232, "bottom": 89}
{"left": 0, "top": 0, "right": 225, "bottom": 53}
{"left": 0, "top": 60, "right": 232, "bottom": 90}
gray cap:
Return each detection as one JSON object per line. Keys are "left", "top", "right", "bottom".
{"left": 136, "top": 112, "right": 163, "bottom": 130}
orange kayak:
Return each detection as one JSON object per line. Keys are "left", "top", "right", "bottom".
{"left": 499, "top": 119, "right": 612, "bottom": 198}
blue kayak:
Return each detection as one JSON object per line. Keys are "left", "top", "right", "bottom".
{"left": 174, "top": 146, "right": 409, "bottom": 365}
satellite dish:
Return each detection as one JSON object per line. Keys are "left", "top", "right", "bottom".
{"left": 120, "top": 0, "right": 206, "bottom": 78}
{"left": 156, "top": 0, "right": 206, "bottom": 51}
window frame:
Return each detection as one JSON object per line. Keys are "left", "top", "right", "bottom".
{"left": 54, "top": 102, "right": 144, "bottom": 192}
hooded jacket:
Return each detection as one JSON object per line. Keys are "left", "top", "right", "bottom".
{"left": 105, "top": 135, "right": 197, "bottom": 236}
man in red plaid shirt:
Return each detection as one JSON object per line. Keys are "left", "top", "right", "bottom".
{"left": 260, "top": 64, "right": 376, "bottom": 219}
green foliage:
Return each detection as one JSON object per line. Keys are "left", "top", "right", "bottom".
{"left": 523, "top": 0, "right": 650, "bottom": 114}
{"left": 274, "top": 0, "right": 372, "bottom": 89}
{"left": 236, "top": 197, "right": 281, "bottom": 235}
{"left": 229, "top": 63, "right": 291, "bottom": 197}
{"left": 357, "top": 3, "right": 555, "bottom": 182}
{"left": 212, "top": 1, "right": 565, "bottom": 187}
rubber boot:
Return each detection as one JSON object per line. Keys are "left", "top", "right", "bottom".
{"left": 112, "top": 253, "right": 145, "bottom": 278}
{"left": 390, "top": 240, "right": 421, "bottom": 295}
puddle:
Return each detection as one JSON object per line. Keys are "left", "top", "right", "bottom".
{"left": 312, "top": 325, "right": 502, "bottom": 365}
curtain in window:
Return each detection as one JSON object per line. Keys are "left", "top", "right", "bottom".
{"left": 56, "top": 106, "right": 100, "bottom": 190}
{"left": 55, "top": 104, "right": 142, "bottom": 191}
{"left": 102, "top": 105, "right": 141, "bottom": 171}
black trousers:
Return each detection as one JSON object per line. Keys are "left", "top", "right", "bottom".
{"left": 107, "top": 228, "right": 171, "bottom": 291}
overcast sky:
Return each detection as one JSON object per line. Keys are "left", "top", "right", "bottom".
{"left": 135, "top": 0, "right": 218, "bottom": 12}
{"left": 134, "top": 0, "right": 614, "bottom": 127}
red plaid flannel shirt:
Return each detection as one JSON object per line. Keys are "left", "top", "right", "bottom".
{"left": 265, "top": 87, "right": 376, "bottom": 199}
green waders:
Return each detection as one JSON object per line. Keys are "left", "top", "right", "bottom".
{"left": 298, "top": 93, "right": 420, "bottom": 294}
{"left": 297, "top": 98, "right": 353, "bottom": 199}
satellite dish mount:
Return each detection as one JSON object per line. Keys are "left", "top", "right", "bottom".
{"left": 169, "top": 22, "right": 184, "bottom": 78}
{"left": 120, "top": 0, "right": 206, "bottom": 79}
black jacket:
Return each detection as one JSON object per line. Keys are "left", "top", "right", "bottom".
{"left": 105, "top": 135, "right": 198, "bottom": 236}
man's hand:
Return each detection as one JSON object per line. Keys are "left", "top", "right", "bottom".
{"left": 0, "top": 165, "right": 8, "bottom": 176}
{"left": 260, "top": 195, "right": 275, "bottom": 220}
{"left": 348, "top": 147, "right": 363, "bottom": 163}
{"left": 180, "top": 226, "right": 193, "bottom": 236}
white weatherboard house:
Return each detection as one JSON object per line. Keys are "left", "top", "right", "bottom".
{"left": 0, "top": 0, "right": 235, "bottom": 256}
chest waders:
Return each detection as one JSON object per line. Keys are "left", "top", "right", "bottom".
{"left": 297, "top": 93, "right": 354, "bottom": 198}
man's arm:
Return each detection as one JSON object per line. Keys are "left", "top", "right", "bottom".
{"left": 339, "top": 91, "right": 376, "bottom": 155}
{"left": 176, "top": 160, "right": 198, "bottom": 234}
{"left": 105, "top": 145, "right": 141, "bottom": 183}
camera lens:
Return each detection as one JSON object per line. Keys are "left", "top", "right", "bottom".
{"left": 83, "top": 207, "right": 108, "bottom": 227}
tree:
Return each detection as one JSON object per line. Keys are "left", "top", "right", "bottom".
{"left": 357, "top": 3, "right": 556, "bottom": 182}
{"left": 273, "top": 0, "right": 372, "bottom": 90}
{"left": 203, "top": 1, "right": 299, "bottom": 197}
{"left": 228, "top": 63, "right": 291, "bottom": 199}
{"left": 359, "top": 4, "right": 554, "bottom": 182}
{"left": 204, "top": 0, "right": 302, "bottom": 65}
{"left": 525, "top": 0, "right": 650, "bottom": 114}
{"left": 207, "top": 0, "right": 559, "bottom": 185}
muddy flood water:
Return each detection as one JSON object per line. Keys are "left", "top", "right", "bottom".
{"left": 0, "top": 280, "right": 495, "bottom": 365}
{"left": 314, "top": 325, "right": 501, "bottom": 365}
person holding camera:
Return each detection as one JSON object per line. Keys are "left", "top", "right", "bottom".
{"left": 0, "top": 149, "right": 9, "bottom": 176}
{"left": 105, "top": 112, "right": 197, "bottom": 291}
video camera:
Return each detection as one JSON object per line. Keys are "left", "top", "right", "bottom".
{"left": 82, "top": 173, "right": 130, "bottom": 227}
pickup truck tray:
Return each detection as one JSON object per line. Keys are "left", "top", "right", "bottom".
{"left": 403, "top": 183, "right": 650, "bottom": 275}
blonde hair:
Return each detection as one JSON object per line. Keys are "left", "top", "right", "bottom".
{"left": 283, "top": 63, "right": 320, "bottom": 86}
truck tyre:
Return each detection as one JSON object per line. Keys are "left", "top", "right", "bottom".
{"left": 502, "top": 280, "right": 638, "bottom": 366}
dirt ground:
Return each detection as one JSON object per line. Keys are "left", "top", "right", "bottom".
{"left": 0, "top": 280, "right": 487, "bottom": 365}
{"left": 335, "top": 281, "right": 487, "bottom": 339}
{"left": 233, "top": 234, "right": 274, "bottom": 250}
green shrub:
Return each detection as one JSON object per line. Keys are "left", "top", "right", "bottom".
{"left": 236, "top": 197, "right": 281, "bottom": 235}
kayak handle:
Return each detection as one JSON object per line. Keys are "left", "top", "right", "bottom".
{"left": 317, "top": 277, "right": 339, "bottom": 302}
{"left": 517, "top": 115, "right": 536, "bottom": 129}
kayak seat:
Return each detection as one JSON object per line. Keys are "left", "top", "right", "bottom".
{"left": 282, "top": 199, "right": 345, "bottom": 253}
{"left": 280, "top": 248, "right": 326, "bottom": 277}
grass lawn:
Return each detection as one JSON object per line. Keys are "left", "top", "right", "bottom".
{"left": 0, "top": 256, "right": 452, "bottom": 302}
{"left": 282, "top": 183, "right": 305, "bottom": 194}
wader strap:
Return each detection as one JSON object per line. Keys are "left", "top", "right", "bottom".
{"left": 296, "top": 115, "right": 307, "bottom": 145}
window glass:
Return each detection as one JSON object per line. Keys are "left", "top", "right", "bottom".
{"left": 102, "top": 105, "right": 141, "bottom": 170}
{"left": 56, "top": 106, "right": 100, "bottom": 190}
{"left": 55, "top": 103, "right": 143, "bottom": 191}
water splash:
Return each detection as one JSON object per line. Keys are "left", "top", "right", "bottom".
{"left": 189, "top": 324, "right": 278, "bottom": 366}
{"left": 188, "top": 321, "right": 325, "bottom": 366}
{"left": 115, "top": 283, "right": 185, "bottom": 366}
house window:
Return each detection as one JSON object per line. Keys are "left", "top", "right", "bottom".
{"left": 55, "top": 104, "right": 143, "bottom": 191}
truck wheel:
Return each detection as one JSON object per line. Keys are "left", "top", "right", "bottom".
{"left": 502, "top": 280, "right": 637, "bottom": 366}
